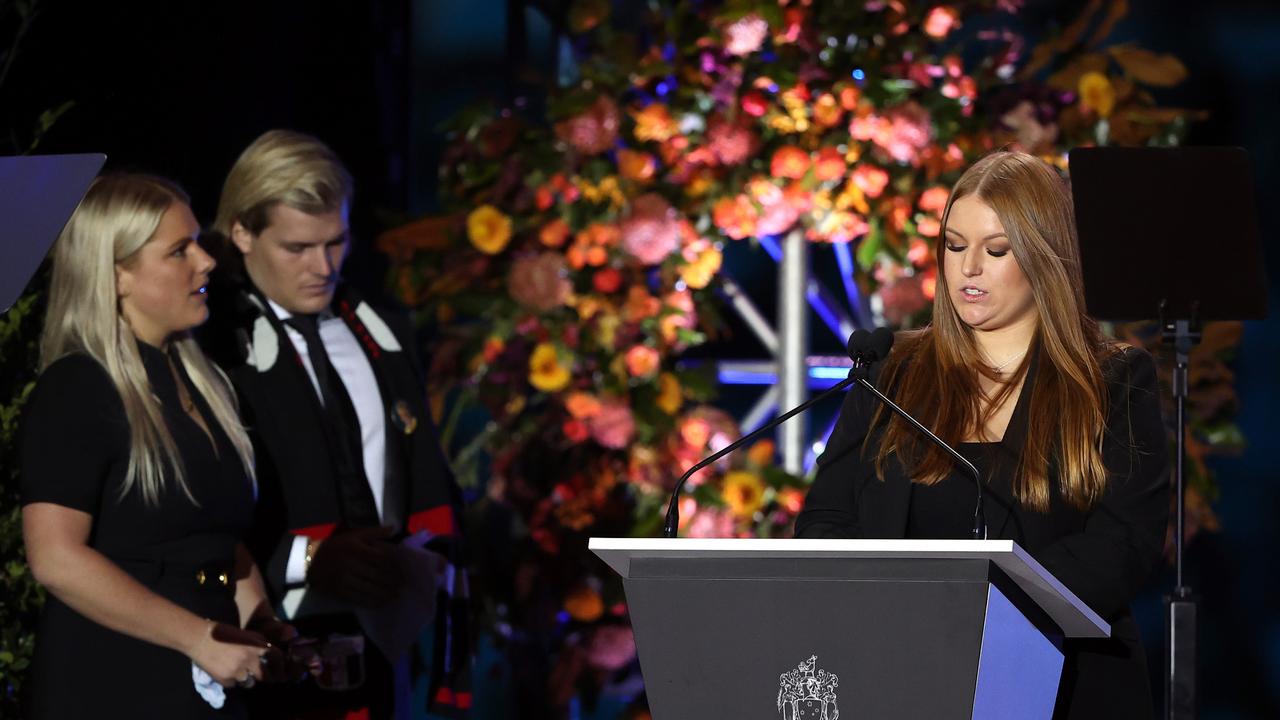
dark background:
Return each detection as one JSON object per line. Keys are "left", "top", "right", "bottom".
{"left": 3, "top": 0, "right": 1276, "bottom": 716}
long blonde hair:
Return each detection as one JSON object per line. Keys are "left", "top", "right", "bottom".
{"left": 41, "top": 174, "right": 255, "bottom": 506}
{"left": 873, "top": 151, "right": 1117, "bottom": 511}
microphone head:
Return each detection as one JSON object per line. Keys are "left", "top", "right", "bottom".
{"left": 845, "top": 329, "right": 871, "bottom": 362}
{"left": 846, "top": 327, "right": 894, "bottom": 364}
{"left": 869, "top": 326, "right": 894, "bottom": 361}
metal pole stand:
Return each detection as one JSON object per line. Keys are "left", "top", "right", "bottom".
{"left": 1162, "top": 313, "right": 1200, "bottom": 720}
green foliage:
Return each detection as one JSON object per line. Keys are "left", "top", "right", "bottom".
{"left": 0, "top": 285, "right": 46, "bottom": 714}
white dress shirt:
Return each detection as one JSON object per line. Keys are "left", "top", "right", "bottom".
{"left": 268, "top": 299, "right": 387, "bottom": 584}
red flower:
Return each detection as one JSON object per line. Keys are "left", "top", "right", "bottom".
{"left": 770, "top": 146, "right": 810, "bottom": 180}
{"left": 563, "top": 419, "right": 591, "bottom": 443}
{"left": 592, "top": 267, "right": 623, "bottom": 294}
{"left": 741, "top": 90, "right": 769, "bottom": 117}
{"left": 813, "top": 147, "right": 847, "bottom": 182}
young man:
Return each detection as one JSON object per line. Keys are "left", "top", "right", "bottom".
{"left": 201, "top": 129, "right": 469, "bottom": 718}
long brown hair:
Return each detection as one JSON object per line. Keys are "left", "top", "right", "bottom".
{"left": 872, "top": 151, "right": 1118, "bottom": 512}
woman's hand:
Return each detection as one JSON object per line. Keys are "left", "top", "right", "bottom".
{"left": 188, "top": 621, "right": 269, "bottom": 688}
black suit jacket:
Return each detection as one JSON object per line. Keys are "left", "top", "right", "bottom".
{"left": 796, "top": 346, "right": 1170, "bottom": 720}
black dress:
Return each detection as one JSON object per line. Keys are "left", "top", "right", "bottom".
{"left": 21, "top": 342, "right": 256, "bottom": 719}
{"left": 796, "top": 346, "right": 1170, "bottom": 720}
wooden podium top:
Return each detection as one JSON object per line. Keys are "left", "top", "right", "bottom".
{"left": 589, "top": 537, "right": 1109, "bottom": 638}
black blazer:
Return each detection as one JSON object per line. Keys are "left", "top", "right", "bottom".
{"left": 796, "top": 346, "right": 1170, "bottom": 720}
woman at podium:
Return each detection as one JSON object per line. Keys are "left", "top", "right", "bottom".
{"left": 20, "top": 175, "right": 296, "bottom": 717}
{"left": 796, "top": 151, "right": 1169, "bottom": 720}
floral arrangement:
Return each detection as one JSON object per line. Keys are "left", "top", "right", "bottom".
{"left": 378, "top": 0, "right": 1217, "bottom": 713}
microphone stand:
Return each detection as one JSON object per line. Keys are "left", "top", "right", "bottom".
{"left": 849, "top": 374, "right": 987, "bottom": 540}
{"left": 662, "top": 375, "right": 857, "bottom": 538}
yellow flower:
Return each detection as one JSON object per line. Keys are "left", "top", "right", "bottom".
{"left": 1078, "top": 72, "right": 1116, "bottom": 118}
{"left": 631, "top": 104, "right": 677, "bottom": 143}
{"left": 528, "top": 342, "right": 571, "bottom": 392}
{"left": 679, "top": 246, "right": 723, "bottom": 290}
{"left": 656, "top": 373, "right": 683, "bottom": 415}
{"left": 466, "top": 205, "right": 513, "bottom": 255}
{"left": 721, "top": 471, "right": 766, "bottom": 519}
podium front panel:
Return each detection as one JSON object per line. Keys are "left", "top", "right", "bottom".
{"left": 627, "top": 557, "right": 995, "bottom": 719}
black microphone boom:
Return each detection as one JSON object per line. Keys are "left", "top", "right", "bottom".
{"left": 661, "top": 333, "right": 874, "bottom": 538}
{"left": 662, "top": 329, "right": 988, "bottom": 540}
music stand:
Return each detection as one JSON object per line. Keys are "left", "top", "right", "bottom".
{"left": 0, "top": 153, "right": 106, "bottom": 311}
{"left": 1069, "top": 146, "right": 1267, "bottom": 720}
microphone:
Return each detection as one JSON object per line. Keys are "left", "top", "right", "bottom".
{"left": 846, "top": 330, "right": 988, "bottom": 540}
{"left": 661, "top": 333, "right": 873, "bottom": 538}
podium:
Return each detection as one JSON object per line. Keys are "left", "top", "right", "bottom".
{"left": 590, "top": 538, "right": 1109, "bottom": 719}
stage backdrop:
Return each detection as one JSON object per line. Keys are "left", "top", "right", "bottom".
{"left": 387, "top": 1, "right": 1235, "bottom": 717}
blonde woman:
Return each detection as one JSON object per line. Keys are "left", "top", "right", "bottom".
{"left": 797, "top": 151, "right": 1169, "bottom": 719}
{"left": 21, "top": 174, "right": 295, "bottom": 718}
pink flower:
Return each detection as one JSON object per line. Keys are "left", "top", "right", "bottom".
{"left": 879, "top": 275, "right": 929, "bottom": 325}
{"left": 851, "top": 164, "right": 890, "bottom": 198}
{"left": 724, "top": 13, "right": 769, "bottom": 56}
{"left": 685, "top": 506, "right": 736, "bottom": 538}
{"left": 749, "top": 178, "right": 801, "bottom": 236}
{"left": 588, "top": 399, "right": 636, "bottom": 449}
{"left": 705, "top": 117, "right": 757, "bottom": 166}
{"left": 508, "top": 253, "right": 571, "bottom": 312}
{"left": 586, "top": 625, "right": 637, "bottom": 671}
{"left": 923, "top": 6, "right": 960, "bottom": 39}
{"left": 1000, "top": 100, "right": 1060, "bottom": 154}
{"left": 620, "top": 193, "right": 680, "bottom": 265}
{"left": 554, "top": 96, "right": 621, "bottom": 155}
{"left": 878, "top": 102, "right": 934, "bottom": 165}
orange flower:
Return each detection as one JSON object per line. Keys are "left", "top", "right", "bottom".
{"left": 466, "top": 205, "right": 513, "bottom": 255}
{"left": 813, "top": 93, "right": 843, "bottom": 128}
{"left": 918, "top": 186, "right": 951, "bottom": 216}
{"left": 563, "top": 584, "right": 604, "bottom": 622}
{"left": 623, "top": 286, "right": 661, "bottom": 321}
{"left": 631, "top": 103, "right": 677, "bottom": 143}
{"left": 617, "top": 148, "right": 657, "bottom": 182}
{"left": 1078, "top": 72, "right": 1116, "bottom": 118}
{"left": 540, "top": 218, "right": 571, "bottom": 248}
{"left": 482, "top": 336, "right": 505, "bottom": 363}
{"left": 624, "top": 345, "right": 661, "bottom": 379}
{"left": 746, "top": 439, "right": 775, "bottom": 467}
{"left": 565, "top": 391, "right": 602, "bottom": 419}
{"left": 839, "top": 84, "right": 861, "bottom": 110}
{"left": 711, "top": 195, "right": 759, "bottom": 240}
{"left": 923, "top": 6, "right": 960, "bottom": 39}
{"left": 813, "top": 147, "right": 847, "bottom": 182}
{"left": 585, "top": 245, "right": 608, "bottom": 267}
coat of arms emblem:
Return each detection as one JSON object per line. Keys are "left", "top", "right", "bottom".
{"left": 777, "top": 655, "right": 839, "bottom": 720}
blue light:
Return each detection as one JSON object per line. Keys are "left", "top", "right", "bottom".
{"left": 759, "top": 235, "right": 783, "bottom": 262}
{"left": 717, "top": 366, "right": 853, "bottom": 386}
{"left": 809, "top": 367, "right": 851, "bottom": 380}
{"left": 656, "top": 81, "right": 671, "bottom": 97}
{"left": 852, "top": 68, "right": 866, "bottom": 81}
